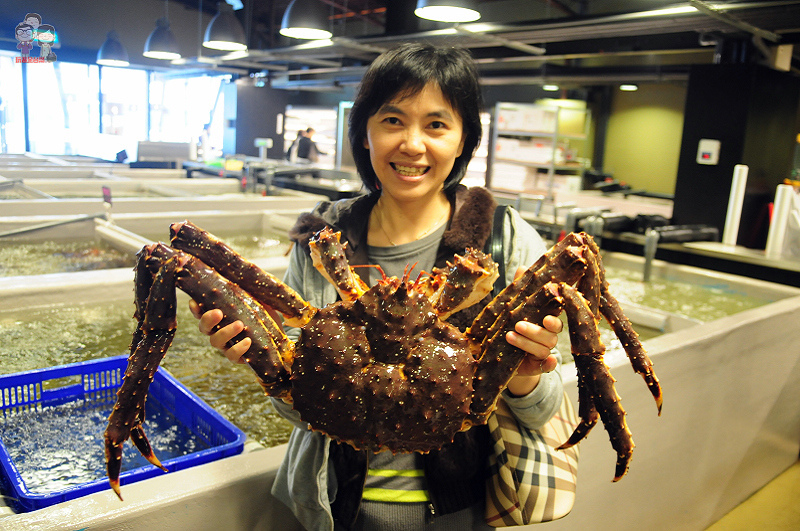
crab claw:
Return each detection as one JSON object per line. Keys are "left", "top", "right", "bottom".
{"left": 105, "top": 424, "right": 168, "bottom": 500}
{"left": 104, "top": 246, "right": 179, "bottom": 499}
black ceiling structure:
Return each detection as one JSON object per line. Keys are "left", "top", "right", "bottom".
{"left": 166, "top": 0, "right": 800, "bottom": 90}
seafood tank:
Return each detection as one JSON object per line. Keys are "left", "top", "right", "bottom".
{"left": 1, "top": 178, "right": 800, "bottom": 529}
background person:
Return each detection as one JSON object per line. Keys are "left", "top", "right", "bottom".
{"left": 296, "top": 126, "right": 325, "bottom": 162}
{"left": 286, "top": 129, "right": 305, "bottom": 162}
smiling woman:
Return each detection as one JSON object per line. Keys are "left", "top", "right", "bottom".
{"left": 192, "top": 42, "right": 563, "bottom": 530}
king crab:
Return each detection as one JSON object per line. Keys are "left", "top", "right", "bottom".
{"left": 104, "top": 221, "right": 662, "bottom": 499}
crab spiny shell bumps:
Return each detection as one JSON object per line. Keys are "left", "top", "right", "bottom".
{"left": 291, "top": 274, "right": 479, "bottom": 453}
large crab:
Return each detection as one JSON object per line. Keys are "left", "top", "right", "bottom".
{"left": 104, "top": 221, "right": 662, "bottom": 500}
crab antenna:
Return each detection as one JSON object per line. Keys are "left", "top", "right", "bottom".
{"left": 352, "top": 263, "right": 388, "bottom": 281}
{"left": 402, "top": 262, "right": 419, "bottom": 283}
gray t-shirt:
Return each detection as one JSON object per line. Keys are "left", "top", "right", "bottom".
{"left": 351, "top": 224, "right": 493, "bottom": 531}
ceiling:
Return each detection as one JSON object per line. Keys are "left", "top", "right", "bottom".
{"left": 3, "top": 1, "right": 794, "bottom": 90}
{"left": 166, "top": 0, "right": 800, "bottom": 90}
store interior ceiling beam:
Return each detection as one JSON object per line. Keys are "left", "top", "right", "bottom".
{"left": 317, "top": 0, "right": 386, "bottom": 27}
{"left": 454, "top": 26, "right": 546, "bottom": 56}
{"left": 688, "top": 0, "right": 782, "bottom": 43}
{"left": 538, "top": 0, "right": 577, "bottom": 17}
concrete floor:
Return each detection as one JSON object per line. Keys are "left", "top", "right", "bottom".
{"left": 706, "top": 460, "right": 800, "bottom": 530}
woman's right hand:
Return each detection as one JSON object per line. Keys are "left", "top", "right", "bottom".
{"left": 189, "top": 300, "right": 251, "bottom": 364}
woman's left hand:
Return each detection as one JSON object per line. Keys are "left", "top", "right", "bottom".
{"left": 503, "top": 267, "right": 563, "bottom": 397}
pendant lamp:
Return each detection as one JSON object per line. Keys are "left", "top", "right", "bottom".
{"left": 144, "top": 17, "right": 181, "bottom": 60}
{"left": 204, "top": 2, "right": 247, "bottom": 51}
{"left": 415, "top": 0, "right": 481, "bottom": 23}
{"left": 97, "top": 31, "right": 130, "bottom": 67}
{"left": 280, "top": 0, "right": 332, "bottom": 40}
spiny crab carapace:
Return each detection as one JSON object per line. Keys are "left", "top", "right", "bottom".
{"left": 104, "top": 221, "right": 662, "bottom": 500}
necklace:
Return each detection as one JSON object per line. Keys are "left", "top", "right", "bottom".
{"left": 378, "top": 206, "right": 449, "bottom": 246}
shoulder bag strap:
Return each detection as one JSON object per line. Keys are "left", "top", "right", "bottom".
{"left": 487, "top": 205, "right": 510, "bottom": 298}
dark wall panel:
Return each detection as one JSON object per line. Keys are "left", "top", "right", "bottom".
{"left": 672, "top": 64, "right": 800, "bottom": 249}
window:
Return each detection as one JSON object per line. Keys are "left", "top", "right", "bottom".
{"left": 100, "top": 66, "right": 148, "bottom": 160}
{"left": 149, "top": 74, "right": 227, "bottom": 157}
{"left": 26, "top": 61, "right": 100, "bottom": 156}
{"left": 2, "top": 55, "right": 230, "bottom": 160}
{"left": 0, "top": 52, "right": 26, "bottom": 153}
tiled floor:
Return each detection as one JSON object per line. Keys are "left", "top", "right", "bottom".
{"left": 705, "top": 460, "right": 800, "bottom": 530}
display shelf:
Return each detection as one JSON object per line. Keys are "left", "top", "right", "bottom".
{"left": 486, "top": 102, "right": 590, "bottom": 198}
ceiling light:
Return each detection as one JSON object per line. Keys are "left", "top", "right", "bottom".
{"left": 97, "top": 31, "right": 129, "bottom": 67}
{"left": 415, "top": 0, "right": 481, "bottom": 23}
{"left": 144, "top": 17, "right": 181, "bottom": 60}
{"left": 620, "top": 84, "right": 639, "bottom": 91}
{"left": 204, "top": 2, "right": 247, "bottom": 51}
{"left": 543, "top": 84, "right": 559, "bottom": 91}
{"left": 280, "top": 0, "right": 332, "bottom": 40}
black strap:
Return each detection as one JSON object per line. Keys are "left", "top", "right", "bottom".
{"left": 487, "top": 205, "right": 510, "bottom": 298}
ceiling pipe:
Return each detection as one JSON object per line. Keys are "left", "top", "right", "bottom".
{"left": 688, "top": 0, "right": 781, "bottom": 43}
{"left": 454, "top": 25, "right": 546, "bottom": 55}
{"left": 273, "top": 47, "right": 709, "bottom": 78}
{"left": 539, "top": 0, "right": 577, "bottom": 16}
{"left": 319, "top": 0, "right": 385, "bottom": 27}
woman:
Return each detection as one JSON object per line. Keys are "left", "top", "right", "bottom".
{"left": 194, "top": 43, "right": 564, "bottom": 530}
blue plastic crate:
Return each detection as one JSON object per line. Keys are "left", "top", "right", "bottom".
{"left": 0, "top": 355, "right": 245, "bottom": 512}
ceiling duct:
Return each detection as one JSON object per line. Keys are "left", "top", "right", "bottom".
{"left": 384, "top": 0, "right": 420, "bottom": 36}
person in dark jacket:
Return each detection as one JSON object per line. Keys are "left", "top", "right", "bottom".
{"left": 296, "top": 127, "right": 325, "bottom": 162}
{"left": 192, "top": 43, "right": 564, "bottom": 530}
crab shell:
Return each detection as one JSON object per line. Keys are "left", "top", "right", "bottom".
{"left": 290, "top": 274, "right": 480, "bottom": 453}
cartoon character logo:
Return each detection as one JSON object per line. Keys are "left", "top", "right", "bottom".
{"left": 14, "top": 12, "right": 58, "bottom": 63}
{"left": 37, "top": 24, "right": 57, "bottom": 61}
{"left": 14, "top": 22, "right": 35, "bottom": 58}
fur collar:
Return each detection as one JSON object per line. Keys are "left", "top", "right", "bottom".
{"left": 289, "top": 185, "right": 497, "bottom": 261}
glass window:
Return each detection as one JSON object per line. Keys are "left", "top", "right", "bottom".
{"left": 100, "top": 66, "right": 148, "bottom": 160}
{"left": 0, "top": 52, "right": 26, "bottom": 153}
{"left": 26, "top": 61, "right": 100, "bottom": 156}
{"left": 2, "top": 56, "right": 229, "bottom": 160}
{"left": 149, "top": 73, "right": 227, "bottom": 158}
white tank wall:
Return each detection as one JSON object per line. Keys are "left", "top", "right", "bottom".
{"left": 539, "top": 293, "right": 800, "bottom": 530}
{"left": 0, "top": 445, "right": 304, "bottom": 531}
{"left": 0, "top": 193, "right": 326, "bottom": 218}
{"left": 4, "top": 293, "right": 799, "bottom": 531}
{"left": 2, "top": 245, "right": 800, "bottom": 530}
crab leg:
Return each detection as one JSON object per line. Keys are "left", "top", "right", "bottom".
{"left": 468, "top": 282, "right": 565, "bottom": 425}
{"left": 105, "top": 243, "right": 295, "bottom": 499}
{"left": 468, "top": 233, "right": 589, "bottom": 344}
{"left": 600, "top": 293, "right": 663, "bottom": 414}
{"left": 559, "top": 284, "right": 634, "bottom": 482}
{"left": 308, "top": 227, "right": 369, "bottom": 302}
{"left": 105, "top": 247, "right": 178, "bottom": 499}
{"left": 580, "top": 234, "right": 663, "bottom": 414}
{"left": 170, "top": 221, "right": 315, "bottom": 327}
{"left": 557, "top": 371, "right": 599, "bottom": 450}
{"left": 431, "top": 249, "right": 498, "bottom": 319}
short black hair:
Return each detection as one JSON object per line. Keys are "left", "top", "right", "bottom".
{"left": 348, "top": 42, "right": 483, "bottom": 194}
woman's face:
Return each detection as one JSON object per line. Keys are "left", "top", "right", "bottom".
{"left": 363, "top": 82, "right": 465, "bottom": 203}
